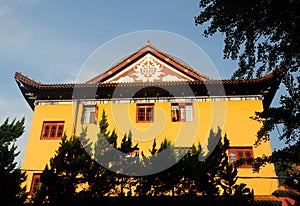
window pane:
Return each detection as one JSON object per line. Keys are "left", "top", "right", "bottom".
{"left": 83, "top": 111, "right": 90, "bottom": 123}
{"left": 229, "top": 152, "right": 236, "bottom": 163}
{"left": 57, "top": 125, "right": 63, "bottom": 137}
{"left": 43, "top": 126, "right": 50, "bottom": 138}
{"left": 50, "top": 126, "right": 57, "bottom": 137}
{"left": 146, "top": 108, "right": 153, "bottom": 121}
{"left": 185, "top": 104, "right": 193, "bottom": 122}
{"left": 179, "top": 105, "right": 185, "bottom": 120}
{"left": 89, "top": 111, "right": 95, "bottom": 123}
{"left": 138, "top": 108, "right": 145, "bottom": 121}
{"left": 171, "top": 104, "right": 179, "bottom": 122}
{"left": 238, "top": 151, "right": 243, "bottom": 158}
{"left": 245, "top": 151, "right": 252, "bottom": 158}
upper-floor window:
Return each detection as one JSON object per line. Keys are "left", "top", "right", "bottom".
{"left": 171, "top": 103, "right": 193, "bottom": 122}
{"left": 82, "top": 105, "right": 97, "bottom": 124}
{"left": 29, "top": 173, "right": 41, "bottom": 197}
{"left": 41, "top": 121, "right": 64, "bottom": 139}
{"left": 228, "top": 147, "right": 254, "bottom": 168}
{"left": 136, "top": 104, "right": 154, "bottom": 123}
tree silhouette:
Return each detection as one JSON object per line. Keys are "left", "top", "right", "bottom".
{"left": 195, "top": 0, "right": 300, "bottom": 169}
{"left": 32, "top": 131, "right": 93, "bottom": 205}
{"left": 0, "top": 118, "right": 27, "bottom": 206}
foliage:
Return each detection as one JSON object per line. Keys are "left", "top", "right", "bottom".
{"left": 99, "top": 109, "right": 109, "bottom": 137}
{"left": 0, "top": 117, "right": 27, "bottom": 206}
{"left": 284, "top": 164, "right": 300, "bottom": 193}
{"left": 195, "top": 0, "right": 300, "bottom": 169}
{"left": 31, "top": 131, "right": 93, "bottom": 206}
{"left": 33, "top": 110, "right": 244, "bottom": 204}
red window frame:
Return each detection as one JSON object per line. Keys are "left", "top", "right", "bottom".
{"left": 136, "top": 104, "right": 154, "bottom": 123}
{"left": 127, "top": 149, "right": 140, "bottom": 157}
{"left": 228, "top": 147, "right": 254, "bottom": 168}
{"left": 29, "top": 173, "right": 41, "bottom": 197}
{"left": 41, "top": 121, "right": 65, "bottom": 140}
{"left": 171, "top": 103, "right": 194, "bottom": 122}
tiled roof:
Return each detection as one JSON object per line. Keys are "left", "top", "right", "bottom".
{"left": 15, "top": 67, "right": 283, "bottom": 89}
{"left": 14, "top": 67, "right": 284, "bottom": 111}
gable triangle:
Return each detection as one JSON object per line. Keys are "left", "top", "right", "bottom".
{"left": 87, "top": 42, "right": 213, "bottom": 84}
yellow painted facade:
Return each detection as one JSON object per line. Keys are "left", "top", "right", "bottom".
{"left": 22, "top": 97, "right": 277, "bottom": 195}
{"left": 16, "top": 43, "right": 283, "bottom": 197}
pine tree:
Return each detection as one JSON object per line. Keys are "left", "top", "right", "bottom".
{"left": 149, "top": 138, "right": 157, "bottom": 155}
{"left": 179, "top": 143, "right": 204, "bottom": 196}
{"left": 219, "top": 161, "right": 238, "bottom": 196}
{"left": 92, "top": 110, "right": 117, "bottom": 197}
{"left": 0, "top": 117, "right": 27, "bottom": 206}
{"left": 119, "top": 130, "right": 138, "bottom": 154}
{"left": 196, "top": 130, "right": 236, "bottom": 196}
{"left": 135, "top": 138, "right": 159, "bottom": 196}
{"left": 99, "top": 109, "right": 109, "bottom": 137}
{"left": 32, "top": 131, "right": 93, "bottom": 205}
{"left": 107, "top": 129, "right": 117, "bottom": 148}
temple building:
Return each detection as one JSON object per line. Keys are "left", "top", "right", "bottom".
{"left": 15, "top": 42, "right": 283, "bottom": 197}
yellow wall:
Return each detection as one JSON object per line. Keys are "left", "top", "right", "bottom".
{"left": 22, "top": 98, "right": 278, "bottom": 195}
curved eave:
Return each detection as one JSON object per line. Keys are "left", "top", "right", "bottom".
{"left": 14, "top": 69, "right": 283, "bottom": 110}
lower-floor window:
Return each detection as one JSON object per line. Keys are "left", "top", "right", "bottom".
{"left": 126, "top": 149, "right": 140, "bottom": 157}
{"left": 30, "top": 174, "right": 41, "bottom": 197}
{"left": 228, "top": 147, "right": 254, "bottom": 168}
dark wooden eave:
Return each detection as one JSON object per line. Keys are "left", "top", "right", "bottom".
{"left": 14, "top": 68, "right": 283, "bottom": 111}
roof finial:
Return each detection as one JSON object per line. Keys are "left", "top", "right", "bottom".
{"left": 146, "top": 40, "right": 151, "bottom": 45}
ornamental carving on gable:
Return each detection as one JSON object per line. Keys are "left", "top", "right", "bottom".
{"left": 132, "top": 55, "right": 165, "bottom": 82}
{"left": 115, "top": 55, "right": 186, "bottom": 83}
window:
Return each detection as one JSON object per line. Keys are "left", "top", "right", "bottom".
{"left": 41, "top": 121, "right": 64, "bottom": 139}
{"left": 82, "top": 105, "right": 97, "bottom": 124}
{"left": 126, "top": 149, "right": 140, "bottom": 158}
{"left": 228, "top": 147, "right": 254, "bottom": 168}
{"left": 136, "top": 104, "right": 154, "bottom": 123}
{"left": 29, "top": 174, "right": 41, "bottom": 197}
{"left": 171, "top": 103, "right": 193, "bottom": 122}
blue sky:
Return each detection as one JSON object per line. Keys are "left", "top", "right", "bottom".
{"left": 0, "top": 0, "right": 286, "bottom": 165}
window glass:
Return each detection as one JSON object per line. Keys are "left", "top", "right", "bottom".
{"left": 171, "top": 105, "right": 179, "bottom": 122}
{"left": 229, "top": 152, "right": 236, "bottom": 163}
{"left": 171, "top": 103, "right": 193, "bottom": 122}
{"left": 30, "top": 174, "right": 41, "bottom": 197}
{"left": 41, "top": 121, "right": 64, "bottom": 139}
{"left": 137, "top": 104, "right": 154, "bottom": 122}
{"left": 228, "top": 147, "right": 254, "bottom": 168}
{"left": 82, "top": 105, "right": 96, "bottom": 124}
{"left": 185, "top": 104, "right": 193, "bottom": 122}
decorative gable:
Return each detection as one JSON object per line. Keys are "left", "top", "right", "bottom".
{"left": 103, "top": 53, "right": 193, "bottom": 83}
{"left": 87, "top": 42, "right": 213, "bottom": 84}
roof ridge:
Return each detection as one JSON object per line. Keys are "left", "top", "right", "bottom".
{"left": 143, "top": 42, "right": 214, "bottom": 81}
